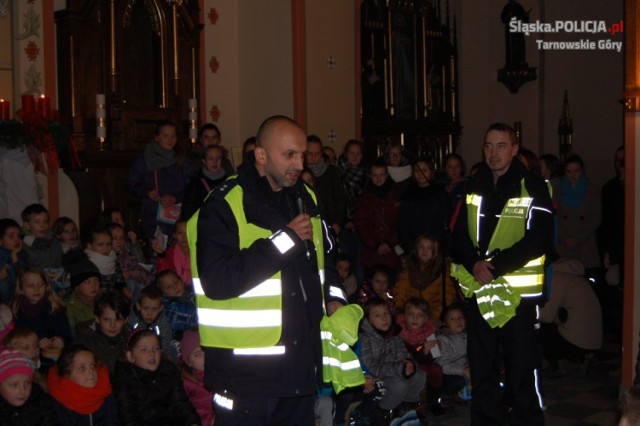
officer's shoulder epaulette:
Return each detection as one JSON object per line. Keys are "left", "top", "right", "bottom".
{"left": 211, "top": 176, "right": 239, "bottom": 198}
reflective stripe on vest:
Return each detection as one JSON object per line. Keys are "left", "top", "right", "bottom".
{"left": 455, "top": 178, "right": 545, "bottom": 298}
{"left": 188, "top": 180, "right": 324, "bottom": 350}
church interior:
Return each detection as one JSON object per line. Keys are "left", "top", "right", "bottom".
{"left": 0, "top": 0, "right": 638, "bottom": 423}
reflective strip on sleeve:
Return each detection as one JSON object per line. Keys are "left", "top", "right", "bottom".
{"left": 239, "top": 279, "right": 281, "bottom": 298}
{"left": 197, "top": 308, "right": 281, "bottom": 327}
{"left": 318, "top": 269, "right": 325, "bottom": 284}
{"left": 213, "top": 393, "right": 234, "bottom": 410}
{"left": 233, "top": 346, "right": 286, "bottom": 355}
{"left": 269, "top": 230, "right": 295, "bottom": 254}
{"left": 322, "top": 356, "right": 362, "bottom": 372}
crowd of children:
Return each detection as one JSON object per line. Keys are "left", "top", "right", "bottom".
{"left": 0, "top": 203, "right": 209, "bottom": 425}
{"left": 317, "top": 237, "right": 469, "bottom": 426}
{"left": 0, "top": 200, "right": 470, "bottom": 426}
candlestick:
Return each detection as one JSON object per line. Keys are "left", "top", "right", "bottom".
{"left": 96, "top": 93, "right": 106, "bottom": 150}
{"left": 0, "top": 99, "right": 9, "bottom": 120}
{"left": 21, "top": 94, "right": 35, "bottom": 117}
{"left": 188, "top": 98, "right": 198, "bottom": 144}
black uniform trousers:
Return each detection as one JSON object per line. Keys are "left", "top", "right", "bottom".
{"left": 466, "top": 297, "right": 545, "bottom": 426}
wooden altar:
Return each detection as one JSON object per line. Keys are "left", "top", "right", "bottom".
{"left": 55, "top": 0, "right": 202, "bottom": 231}
{"left": 361, "top": 0, "right": 460, "bottom": 166}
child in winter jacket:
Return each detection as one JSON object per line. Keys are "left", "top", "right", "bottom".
{"left": 48, "top": 345, "right": 118, "bottom": 425}
{"left": 11, "top": 266, "right": 73, "bottom": 361}
{"left": 0, "top": 348, "right": 59, "bottom": 425}
{"left": 435, "top": 303, "right": 470, "bottom": 400}
{"left": 112, "top": 328, "right": 199, "bottom": 425}
{"left": 359, "top": 298, "right": 425, "bottom": 416}
{"left": 156, "top": 270, "right": 197, "bottom": 337}
{"left": 397, "top": 297, "right": 445, "bottom": 413}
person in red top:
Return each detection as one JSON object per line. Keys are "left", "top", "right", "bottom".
{"left": 156, "top": 219, "right": 192, "bottom": 286}
{"left": 354, "top": 160, "right": 403, "bottom": 276}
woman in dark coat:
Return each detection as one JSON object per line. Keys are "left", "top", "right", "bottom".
{"left": 354, "top": 161, "right": 402, "bottom": 275}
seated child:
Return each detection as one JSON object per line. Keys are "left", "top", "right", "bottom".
{"left": 359, "top": 298, "right": 426, "bottom": 422}
{"left": 435, "top": 303, "right": 469, "bottom": 404}
{"left": 20, "top": 204, "right": 65, "bottom": 293}
{"left": 85, "top": 226, "right": 126, "bottom": 294}
{"left": 357, "top": 265, "right": 395, "bottom": 315}
{"left": 336, "top": 253, "right": 358, "bottom": 301}
{"left": 156, "top": 220, "right": 192, "bottom": 286}
{"left": 128, "top": 286, "right": 174, "bottom": 355}
{"left": 0, "top": 218, "right": 28, "bottom": 304}
{"left": 52, "top": 217, "right": 80, "bottom": 254}
{"left": 104, "top": 209, "right": 146, "bottom": 263}
{"left": 0, "top": 348, "right": 59, "bottom": 425}
{"left": 48, "top": 345, "right": 117, "bottom": 425}
{"left": 393, "top": 234, "right": 456, "bottom": 321}
{"left": 109, "top": 223, "right": 153, "bottom": 301}
{"left": 180, "top": 329, "right": 214, "bottom": 426}
{"left": 11, "top": 266, "right": 73, "bottom": 361}
{"left": 4, "top": 327, "right": 54, "bottom": 391}
{"left": 155, "top": 270, "right": 197, "bottom": 337}
{"left": 112, "top": 328, "right": 199, "bottom": 425}
{"left": 63, "top": 253, "right": 102, "bottom": 336}
{"left": 397, "top": 297, "right": 444, "bottom": 414}
{"left": 75, "top": 292, "right": 130, "bottom": 373}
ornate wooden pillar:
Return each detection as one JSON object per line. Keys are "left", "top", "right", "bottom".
{"left": 622, "top": 0, "right": 640, "bottom": 389}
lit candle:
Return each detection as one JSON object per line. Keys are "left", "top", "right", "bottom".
{"left": 188, "top": 98, "right": 197, "bottom": 109}
{"left": 400, "top": 133, "right": 405, "bottom": 147}
{"left": 0, "top": 99, "right": 9, "bottom": 120}
{"left": 21, "top": 94, "right": 35, "bottom": 116}
{"left": 36, "top": 95, "right": 51, "bottom": 120}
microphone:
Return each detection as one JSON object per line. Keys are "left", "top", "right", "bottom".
{"left": 295, "top": 196, "right": 312, "bottom": 261}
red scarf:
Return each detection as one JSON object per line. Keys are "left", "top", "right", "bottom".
{"left": 48, "top": 363, "right": 112, "bottom": 414}
{"left": 397, "top": 313, "right": 436, "bottom": 346}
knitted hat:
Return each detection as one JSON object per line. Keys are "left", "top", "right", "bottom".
{"left": 65, "top": 257, "right": 101, "bottom": 289}
{"left": 180, "top": 329, "right": 201, "bottom": 364}
{"left": 0, "top": 349, "right": 35, "bottom": 383}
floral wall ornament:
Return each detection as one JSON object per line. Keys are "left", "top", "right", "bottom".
{"left": 209, "top": 56, "right": 219, "bottom": 74}
{"left": 209, "top": 105, "right": 221, "bottom": 122}
{"left": 23, "top": 64, "right": 42, "bottom": 95}
{"left": 208, "top": 8, "right": 219, "bottom": 25}
{"left": 24, "top": 41, "right": 39, "bottom": 61}
{"left": 16, "top": 7, "right": 40, "bottom": 40}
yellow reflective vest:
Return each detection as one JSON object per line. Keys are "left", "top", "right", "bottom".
{"left": 187, "top": 180, "right": 324, "bottom": 350}
{"left": 451, "top": 178, "right": 545, "bottom": 327}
